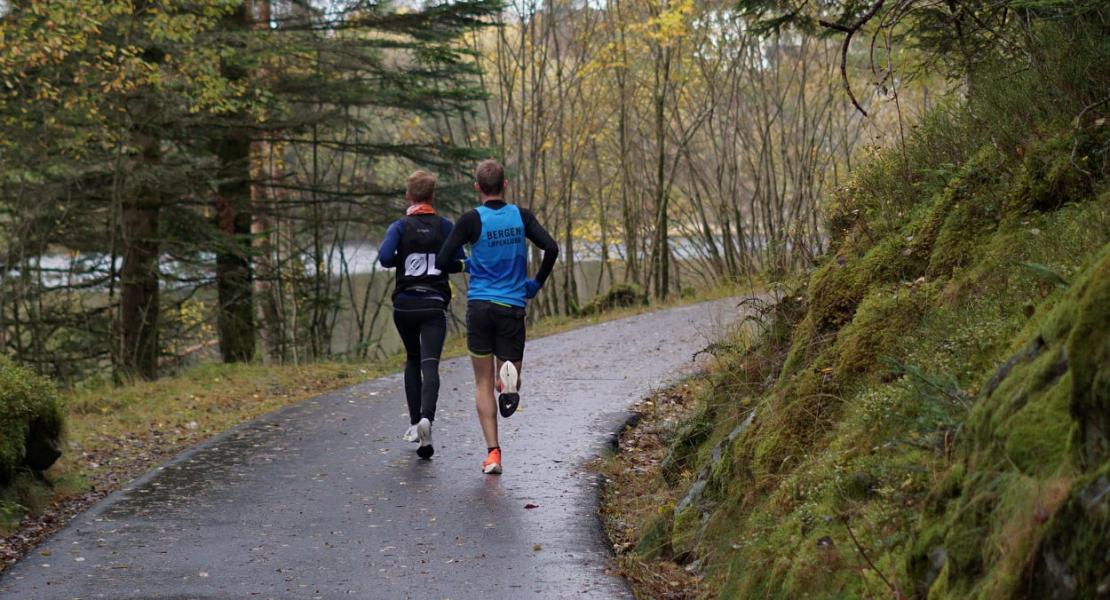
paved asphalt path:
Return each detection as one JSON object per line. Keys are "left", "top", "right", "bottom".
{"left": 1, "top": 298, "right": 741, "bottom": 599}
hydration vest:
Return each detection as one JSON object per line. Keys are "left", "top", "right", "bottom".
{"left": 393, "top": 215, "right": 451, "bottom": 301}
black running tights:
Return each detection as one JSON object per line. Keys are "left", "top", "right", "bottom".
{"left": 392, "top": 301, "right": 447, "bottom": 424}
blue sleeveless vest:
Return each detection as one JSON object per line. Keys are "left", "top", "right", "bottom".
{"left": 467, "top": 204, "right": 528, "bottom": 307}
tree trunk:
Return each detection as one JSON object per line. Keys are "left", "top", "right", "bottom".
{"left": 215, "top": 128, "right": 256, "bottom": 363}
{"left": 119, "top": 133, "right": 161, "bottom": 380}
{"left": 213, "top": 1, "right": 256, "bottom": 363}
{"left": 649, "top": 45, "right": 672, "bottom": 300}
{"left": 252, "top": 143, "right": 283, "bottom": 364}
{"left": 612, "top": 0, "right": 638, "bottom": 286}
{"left": 250, "top": 0, "right": 282, "bottom": 364}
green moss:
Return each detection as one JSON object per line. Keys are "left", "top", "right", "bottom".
{"left": 711, "top": 198, "right": 1104, "bottom": 598}
{"left": 779, "top": 317, "right": 820, "bottom": 378}
{"left": 928, "top": 190, "right": 1000, "bottom": 278}
{"left": 938, "top": 485, "right": 993, "bottom": 590}
{"left": 926, "top": 146, "right": 999, "bottom": 234}
{"left": 1066, "top": 246, "right": 1110, "bottom": 467}
{"left": 1002, "top": 372, "right": 1074, "bottom": 476}
{"left": 904, "top": 244, "right": 1108, "bottom": 598}
{"left": 706, "top": 442, "right": 739, "bottom": 494}
{"left": 912, "top": 166, "right": 978, "bottom": 259}
{"left": 806, "top": 254, "right": 866, "bottom": 333}
{"left": 747, "top": 371, "right": 837, "bottom": 487}
{"left": 660, "top": 401, "right": 715, "bottom": 485}
{"left": 832, "top": 286, "right": 929, "bottom": 381}
{"left": 859, "top": 229, "right": 920, "bottom": 286}
{"left": 906, "top": 522, "right": 950, "bottom": 596}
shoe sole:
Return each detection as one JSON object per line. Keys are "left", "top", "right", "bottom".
{"left": 499, "top": 362, "right": 519, "bottom": 393}
{"left": 483, "top": 463, "right": 502, "bottom": 475}
{"left": 416, "top": 419, "right": 433, "bottom": 459}
{"left": 498, "top": 362, "right": 520, "bottom": 418}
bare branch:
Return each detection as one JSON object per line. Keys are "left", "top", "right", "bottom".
{"left": 819, "top": 0, "right": 888, "bottom": 116}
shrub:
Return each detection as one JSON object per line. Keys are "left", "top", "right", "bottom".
{"left": 0, "top": 356, "right": 64, "bottom": 484}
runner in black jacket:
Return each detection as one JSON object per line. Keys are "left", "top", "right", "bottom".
{"left": 378, "top": 170, "right": 464, "bottom": 459}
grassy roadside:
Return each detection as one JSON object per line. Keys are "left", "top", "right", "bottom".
{"left": 596, "top": 380, "right": 708, "bottom": 600}
{"left": 0, "top": 280, "right": 753, "bottom": 572}
{"left": 0, "top": 360, "right": 392, "bottom": 571}
{"left": 594, "top": 305, "right": 765, "bottom": 600}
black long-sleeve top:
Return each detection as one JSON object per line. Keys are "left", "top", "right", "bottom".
{"left": 435, "top": 200, "right": 559, "bottom": 287}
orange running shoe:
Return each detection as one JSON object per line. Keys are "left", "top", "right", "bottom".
{"left": 482, "top": 448, "right": 503, "bottom": 475}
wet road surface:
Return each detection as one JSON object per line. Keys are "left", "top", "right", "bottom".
{"left": 0, "top": 298, "right": 741, "bottom": 599}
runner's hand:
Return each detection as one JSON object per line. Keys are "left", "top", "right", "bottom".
{"left": 524, "top": 279, "right": 541, "bottom": 299}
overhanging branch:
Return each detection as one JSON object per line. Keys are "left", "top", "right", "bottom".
{"left": 819, "top": 0, "right": 887, "bottom": 116}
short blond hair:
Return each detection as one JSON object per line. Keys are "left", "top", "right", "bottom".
{"left": 475, "top": 159, "right": 505, "bottom": 195}
{"left": 406, "top": 170, "right": 437, "bottom": 203}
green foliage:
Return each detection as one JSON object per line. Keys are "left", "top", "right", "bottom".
{"left": 0, "top": 356, "right": 63, "bottom": 484}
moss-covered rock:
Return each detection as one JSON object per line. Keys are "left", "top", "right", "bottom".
{"left": 1001, "top": 369, "right": 1074, "bottom": 475}
{"left": 1066, "top": 247, "right": 1110, "bottom": 468}
{"left": 671, "top": 479, "right": 708, "bottom": 560}
{"left": 927, "top": 183, "right": 1004, "bottom": 278}
{"left": 577, "top": 283, "right": 648, "bottom": 316}
{"left": 1023, "top": 463, "right": 1110, "bottom": 599}
{"left": 0, "top": 356, "right": 64, "bottom": 484}
{"left": 693, "top": 187, "right": 1106, "bottom": 598}
{"left": 902, "top": 243, "right": 1108, "bottom": 598}
{"left": 917, "top": 147, "right": 1001, "bottom": 271}
{"left": 907, "top": 522, "right": 950, "bottom": 596}
{"left": 832, "top": 285, "right": 930, "bottom": 381}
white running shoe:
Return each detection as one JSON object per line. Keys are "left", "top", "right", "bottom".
{"left": 498, "top": 362, "right": 520, "bottom": 418}
{"left": 402, "top": 424, "right": 419, "bottom": 443}
{"left": 416, "top": 417, "right": 434, "bottom": 459}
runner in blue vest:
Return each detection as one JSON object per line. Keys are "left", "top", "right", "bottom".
{"left": 436, "top": 159, "right": 558, "bottom": 474}
{"left": 378, "top": 170, "right": 464, "bottom": 460}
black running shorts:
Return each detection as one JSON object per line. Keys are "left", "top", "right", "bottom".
{"left": 466, "top": 300, "right": 526, "bottom": 361}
